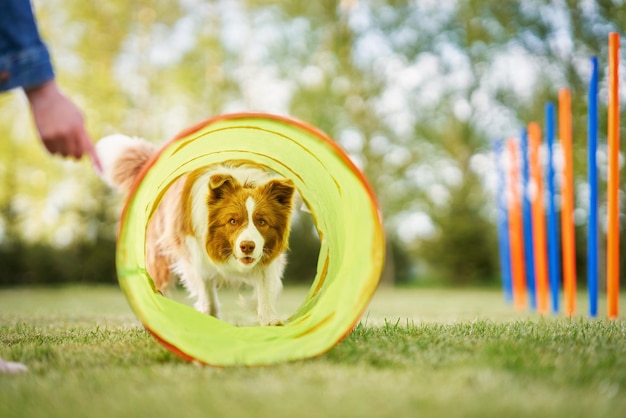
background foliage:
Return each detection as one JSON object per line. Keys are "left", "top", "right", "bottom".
{"left": 0, "top": 0, "right": 624, "bottom": 286}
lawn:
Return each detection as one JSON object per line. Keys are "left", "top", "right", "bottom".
{"left": 1, "top": 285, "right": 625, "bottom": 418}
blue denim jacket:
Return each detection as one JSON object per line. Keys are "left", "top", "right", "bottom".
{"left": 0, "top": 0, "right": 55, "bottom": 91}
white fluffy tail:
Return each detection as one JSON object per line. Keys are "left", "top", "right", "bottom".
{"left": 96, "top": 134, "right": 157, "bottom": 193}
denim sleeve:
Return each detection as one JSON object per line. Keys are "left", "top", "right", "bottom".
{"left": 0, "top": 0, "right": 55, "bottom": 92}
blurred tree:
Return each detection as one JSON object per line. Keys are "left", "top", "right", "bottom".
{"left": 1, "top": 0, "right": 623, "bottom": 287}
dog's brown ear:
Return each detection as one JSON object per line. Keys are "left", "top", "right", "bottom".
{"left": 208, "top": 174, "right": 238, "bottom": 203}
{"left": 263, "top": 178, "right": 295, "bottom": 207}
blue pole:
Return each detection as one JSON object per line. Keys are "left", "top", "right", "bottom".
{"left": 520, "top": 128, "right": 537, "bottom": 310}
{"left": 588, "top": 57, "right": 599, "bottom": 318}
{"left": 546, "top": 102, "right": 561, "bottom": 314}
{"left": 494, "top": 140, "right": 513, "bottom": 303}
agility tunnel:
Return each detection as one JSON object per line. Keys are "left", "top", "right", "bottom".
{"left": 115, "top": 113, "right": 385, "bottom": 366}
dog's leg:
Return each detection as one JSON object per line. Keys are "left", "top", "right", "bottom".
{"left": 192, "top": 285, "right": 210, "bottom": 315}
{"left": 256, "top": 262, "right": 284, "bottom": 326}
{"left": 175, "top": 261, "right": 220, "bottom": 319}
{"left": 185, "top": 272, "right": 211, "bottom": 315}
{"left": 191, "top": 277, "right": 223, "bottom": 319}
{"left": 190, "top": 278, "right": 221, "bottom": 319}
{"left": 206, "top": 278, "right": 221, "bottom": 318}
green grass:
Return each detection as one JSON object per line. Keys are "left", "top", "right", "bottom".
{"left": 1, "top": 285, "right": 625, "bottom": 418}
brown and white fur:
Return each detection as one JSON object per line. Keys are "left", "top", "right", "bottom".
{"left": 96, "top": 134, "right": 295, "bottom": 325}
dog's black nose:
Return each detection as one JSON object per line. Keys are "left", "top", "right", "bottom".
{"left": 240, "top": 241, "right": 256, "bottom": 255}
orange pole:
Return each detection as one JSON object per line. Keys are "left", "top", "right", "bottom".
{"left": 528, "top": 122, "right": 549, "bottom": 315}
{"left": 507, "top": 139, "right": 527, "bottom": 310}
{"left": 558, "top": 88, "right": 577, "bottom": 316}
{"left": 607, "top": 32, "right": 620, "bottom": 319}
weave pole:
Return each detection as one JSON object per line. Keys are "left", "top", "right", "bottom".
{"left": 587, "top": 56, "right": 599, "bottom": 318}
{"left": 607, "top": 33, "right": 620, "bottom": 319}
{"left": 558, "top": 89, "right": 577, "bottom": 316}
{"left": 545, "top": 103, "right": 561, "bottom": 314}
{"left": 494, "top": 140, "right": 513, "bottom": 303}
{"left": 521, "top": 129, "right": 537, "bottom": 310}
{"left": 528, "top": 122, "right": 549, "bottom": 315}
{"left": 507, "top": 139, "right": 527, "bottom": 310}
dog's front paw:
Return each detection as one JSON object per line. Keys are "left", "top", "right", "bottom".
{"left": 259, "top": 317, "right": 283, "bottom": 326}
{"left": 194, "top": 301, "right": 221, "bottom": 319}
{"left": 193, "top": 300, "right": 209, "bottom": 315}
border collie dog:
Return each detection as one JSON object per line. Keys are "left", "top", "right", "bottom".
{"left": 97, "top": 134, "right": 295, "bottom": 325}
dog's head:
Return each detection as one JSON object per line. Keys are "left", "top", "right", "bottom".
{"left": 206, "top": 174, "right": 295, "bottom": 271}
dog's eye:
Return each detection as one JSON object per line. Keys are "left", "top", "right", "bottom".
{"left": 257, "top": 219, "right": 266, "bottom": 226}
{"left": 229, "top": 218, "right": 237, "bottom": 225}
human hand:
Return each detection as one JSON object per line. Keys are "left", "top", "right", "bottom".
{"left": 25, "top": 80, "right": 102, "bottom": 173}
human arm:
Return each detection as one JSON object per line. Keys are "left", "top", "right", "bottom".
{"left": 0, "top": 0, "right": 54, "bottom": 91}
{"left": 0, "top": 0, "right": 101, "bottom": 171}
